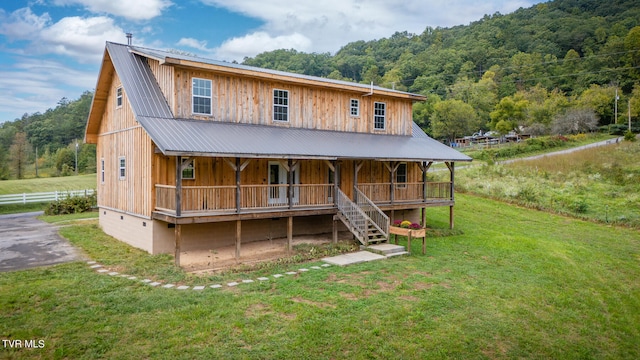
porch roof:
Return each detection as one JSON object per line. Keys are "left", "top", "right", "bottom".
{"left": 141, "top": 116, "right": 472, "bottom": 162}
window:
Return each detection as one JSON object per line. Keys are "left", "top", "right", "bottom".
{"left": 192, "top": 78, "right": 212, "bottom": 115}
{"left": 118, "top": 157, "right": 126, "bottom": 180}
{"left": 350, "top": 99, "right": 359, "bottom": 117}
{"left": 374, "top": 102, "right": 386, "bottom": 130}
{"left": 116, "top": 87, "right": 123, "bottom": 108}
{"left": 100, "top": 158, "right": 105, "bottom": 184}
{"left": 273, "top": 89, "right": 289, "bottom": 122}
{"left": 182, "top": 158, "right": 195, "bottom": 180}
{"left": 396, "top": 162, "right": 407, "bottom": 188}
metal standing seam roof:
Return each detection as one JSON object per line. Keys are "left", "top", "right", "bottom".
{"left": 105, "top": 42, "right": 472, "bottom": 162}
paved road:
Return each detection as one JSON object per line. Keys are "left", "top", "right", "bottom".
{"left": 0, "top": 211, "right": 82, "bottom": 272}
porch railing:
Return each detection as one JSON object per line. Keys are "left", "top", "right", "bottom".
{"left": 358, "top": 182, "right": 452, "bottom": 203}
{"left": 156, "top": 184, "right": 334, "bottom": 213}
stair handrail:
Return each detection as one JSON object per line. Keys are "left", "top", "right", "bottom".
{"left": 335, "top": 188, "right": 369, "bottom": 242}
{"left": 355, "top": 188, "right": 389, "bottom": 238}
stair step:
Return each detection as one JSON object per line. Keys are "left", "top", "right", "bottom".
{"left": 365, "top": 244, "right": 407, "bottom": 255}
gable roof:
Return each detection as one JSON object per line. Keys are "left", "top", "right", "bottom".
{"left": 86, "top": 42, "right": 471, "bottom": 162}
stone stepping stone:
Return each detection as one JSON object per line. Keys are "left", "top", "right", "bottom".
{"left": 321, "top": 264, "right": 331, "bottom": 267}
{"left": 176, "top": 286, "right": 189, "bottom": 290}
{"left": 310, "top": 266, "right": 322, "bottom": 270}
{"left": 193, "top": 286, "right": 205, "bottom": 291}
{"left": 210, "top": 284, "right": 222, "bottom": 289}
{"left": 90, "top": 264, "right": 102, "bottom": 269}
{"left": 142, "top": 279, "right": 152, "bottom": 283}
{"left": 163, "top": 284, "right": 175, "bottom": 289}
{"left": 127, "top": 276, "right": 137, "bottom": 280}
{"left": 87, "top": 261, "right": 97, "bottom": 265}
{"left": 97, "top": 269, "right": 109, "bottom": 273}
{"left": 273, "top": 274, "right": 283, "bottom": 278}
{"left": 257, "top": 277, "right": 269, "bottom": 281}
{"left": 285, "top": 271, "right": 297, "bottom": 275}
{"left": 149, "top": 282, "right": 161, "bottom": 287}
{"left": 298, "top": 268, "right": 309, "bottom": 272}
{"left": 227, "top": 282, "right": 239, "bottom": 287}
{"left": 242, "top": 279, "right": 254, "bottom": 284}
{"left": 108, "top": 272, "right": 119, "bottom": 276}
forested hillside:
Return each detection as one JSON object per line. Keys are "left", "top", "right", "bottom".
{"left": 0, "top": 92, "right": 95, "bottom": 179}
{"left": 1, "top": 0, "right": 640, "bottom": 180}
{"left": 244, "top": 0, "right": 640, "bottom": 140}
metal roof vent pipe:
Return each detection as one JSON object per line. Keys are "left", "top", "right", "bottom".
{"left": 126, "top": 33, "right": 132, "bottom": 45}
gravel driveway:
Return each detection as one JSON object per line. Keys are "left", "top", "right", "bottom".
{"left": 0, "top": 212, "right": 82, "bottom": 272}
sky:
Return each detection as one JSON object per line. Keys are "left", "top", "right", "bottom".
{"left": 0, "top": 0, "right": 542, "bottom": 123}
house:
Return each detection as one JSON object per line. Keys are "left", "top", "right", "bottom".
{"left": 84, "top": 42, "right": 471, "bottom": 268}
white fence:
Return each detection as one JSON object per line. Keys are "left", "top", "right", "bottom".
{"left": 0, "top": 189, "right": 95, "bottom": 205}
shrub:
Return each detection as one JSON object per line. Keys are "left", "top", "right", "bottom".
{"left": 624, "top": 130, "right": 636, "bottom": 142}
{"left": 45, "top": 192, "right": 97, "bottom": 215}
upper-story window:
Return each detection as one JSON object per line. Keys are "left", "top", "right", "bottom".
{"left": 350, "top": 99, "right": 359, "bottom": 117}
{"left": 273, "top": 89, "right": 289, "bottom": 122}
{"left": 116, "top": 87, "right": 123, "bottom": 108}
{"left": 118, "top": 156, "right": 126, "bottom": 180}
{"left": 374, "top": 102, "right": 386, "bottom": 130}
{"left": 100, "top": 158, "right": 105, "bottom": 184}
{"left": 192, "top": 78, "right": 212, "bottom": 115}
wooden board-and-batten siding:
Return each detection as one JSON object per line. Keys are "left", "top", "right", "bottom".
{"left": 146, "top": 58, "right": 414, "bottom": 136}
{"left": 96, "top": 73, "right": 154, "bottom": 218}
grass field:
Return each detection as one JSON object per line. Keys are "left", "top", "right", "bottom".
{"left": 0, "top": 174, "right": 96, "bottom": 195}
{"left": 1, "top": 194, "right": 638, "bottom": 359}
{"left": 455, "top": 140, "right": 640, "bottom": 228}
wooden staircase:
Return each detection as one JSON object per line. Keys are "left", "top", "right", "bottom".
{"left": 335, "top": 188, "right": 389, "bottom": 246}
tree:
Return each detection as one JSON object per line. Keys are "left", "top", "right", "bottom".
{"left": 577, "top": 84, "right": 616, "bottom": 126}
{"left": 431, "top": 99, "right": 480, "bottom": 143}
{"left": 9, "top": 132, "right": 32, "bottom": 179}
{"left": 551, "top": 108, "right": 599, "bottom": 134}
{"left": 489, "top": 95, "right": 529, "bottom": 134}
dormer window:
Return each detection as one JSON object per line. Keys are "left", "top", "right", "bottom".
{"left": 192, "top": 78, "right": 212, "bottom": 115}
{"left": 374, "top": 102, "right": 386, "bottom": 130}
{"left": 273, "top": 89, "right": 289, "bottom": 122}
{"left": 116, "top": 87, "right": 123, "bottom": 108}
{"left": 350, "top": 99, "right": 359, "bottom": 117}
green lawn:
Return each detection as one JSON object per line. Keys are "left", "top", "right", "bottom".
{"left": 1, "top": 194, "right": 638, "bottom": 359}
{"left": 0, "top": 174, "right": 96, "bottom": 195}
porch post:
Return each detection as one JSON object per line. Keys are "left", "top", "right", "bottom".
{"left": 332, "top": 160, "right": 338, "bottom": 206}
{"left": 390, "top": 161, "right": 396, "bottom": 205}
{"left": 175, "top": 156, "right": 182, "bottom": 217}
{"left": 235, "top": 157, "right": 241, "bottom": 213}
{"left": 449, "top": 162, "right": 455, "bottom": 229}
{"left": 174, "top": 223, "right": 181, "bottom": 266}
{"left": 353, "top": 161, "right": 358, "bottom": 202}
{"left": 235, "top": 220, "right": 241, "bottom": 260}
{"left": 288, "top": 158, "right": 293, "bottom": 209}
{"left": 287, "top": 216, "right": 293, "bottom": 252}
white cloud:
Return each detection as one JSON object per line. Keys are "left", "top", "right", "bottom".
{"left": 214, "top": 32, "right": 312, "bottom": 61}
{"left": 177, "top": 38, "right": 210, "bottom": 52}
{"left": 0, "top": 7, "right": 51, "bottom": 41}
{"left": 40, "top": 16, "right": 124, "bottom": 62}
{"left": 201, "top": 0, "right": 539, "bottom": 60}
{"left": 52, "top": 0, "right": 173, "bottom": 20}
{"left": 0, "top": 58, "right": 96, "bottom": 121}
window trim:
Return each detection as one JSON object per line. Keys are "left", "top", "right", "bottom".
{"left": 116, "top": 87, "right": 123, "bottom": 108}
{"left": 100, "top": 158, "right": 105, "bottom": 184}
{"left": 182, "top": 158, "right": 195, "bottom": 180}
{"left": 374, "top": 102, "right": 386, "bottom": 130}
{"left": 118, "top": 156, "right": 126, "bottom": 180}
{"left": 350, "top": 98, "right": 360, "bottom": 117}
{"left": 273, "top": 89, "right": 289, "bottom": 122}
{"left": 192, "top": 77, "right": 212, "bottom": 115}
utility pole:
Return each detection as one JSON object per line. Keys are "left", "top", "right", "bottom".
{"left": 630, "top": 99, "right": 632, "bottom": 131}
{"left": 35, "top": 147, "right": 38, "bottom": 178}
{"left": 75, "top": 140, "right": 79, "bottom": 175}
{"left": 614, "top": 88, "right": 619, "bottom": 126}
